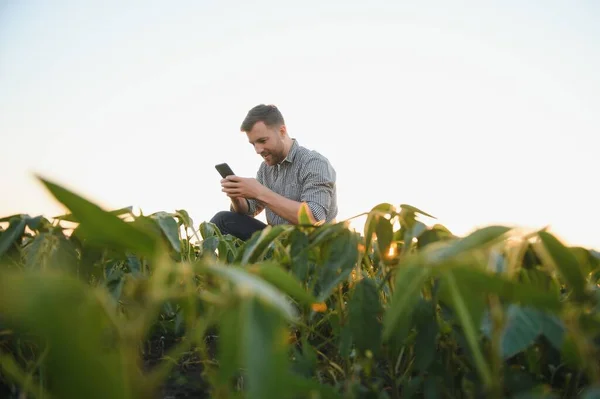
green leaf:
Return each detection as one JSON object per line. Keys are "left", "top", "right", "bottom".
{"left": 202, "top": 262, "right": 297, "bottom": 321}
{"left": 447, "top": 266, "right": 562, "bottom": 312}
{"left": 538, "top": 231, "right": 587, "bottom": 302}
{"left": 38, "top": 176, "right": 158, "bottom": 258}
{"left": 501, "top": 305, "right": 543, "bottom": 359}
{"left": 0, "top": 271, "right": 135, "bottom": 399}
{"left": 316, "top": 229, "right": 359, "bottom": 300}
{"left": 54, "top": 205, "right": 133, "bottom": 222}
{"left": 237, "top": 225, "right": 290, "bottom": 265}
{"left": 348, "top": 278, "right": 383, "bottom": 354}
{"left": 175, "top": 209, "right": 193, "bottom": 228}
{"left": 287, "top": 373, "right": 342, "bottom": 399}
{"left": 443, "top": 271, "right": 492, "bottom": 387}
{"left": 364, "top": 203, "right": 395, "bottom": 252}
{"left": 0, "top": 217, "right": 27, "bottom": 258}
{"left": 216, "top": 307, "right": 243, "bottom": 389}
{"left": 413, "top": 299, "right": 438, "bottom": 371}
{"left": 580, "top": 386, "right": 600, "bottom": 399}
{"left": 375, "top": 216, "right": 393, "bottom": 257}
{"left": 399, "top": 203, "right": 435, "bottom": 219}
{"left": 23, "top": 232, "right": 78, "bottom": 274}
{"left": 243, "top": 296, "right": 290, "bottom": 399}
{"left": 383, "top": 264, "right": 431, "bottom": 341}
{"left": 151, "top": 212, "right": 181, "bottom": 252}
{"left": 297, "top": 202, "right": 315, "bottom": 225}
{"left": 289, "top": 229, "right": 310, "bottom": 281}
{"left": 247, "top": 262, "right": 318, "bottom": 307}
{"left": 426, "top": 226, "right": 511, "bottom": 264}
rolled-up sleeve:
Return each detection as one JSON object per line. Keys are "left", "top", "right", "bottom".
{"left": 300, "top": 157, "right": 335, "bottom": 222}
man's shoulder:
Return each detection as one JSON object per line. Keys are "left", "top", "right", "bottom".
{"left": 295, "top": 143, "right": 334, "bottom": 167}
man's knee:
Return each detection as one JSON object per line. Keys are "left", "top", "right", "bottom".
{"left": 210, "top": 210, "right": 231, "bottom": 226}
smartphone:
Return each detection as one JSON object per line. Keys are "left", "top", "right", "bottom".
{"left": 215, "top": 163, "right": 235, "bottom": 178}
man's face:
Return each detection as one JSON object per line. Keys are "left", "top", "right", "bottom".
{"left": 246, "top": 121, "right": 286, "bottom": 166}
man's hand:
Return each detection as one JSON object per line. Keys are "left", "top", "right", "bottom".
{"left": 221, "top": 176, "right": 266, "bottom": 200}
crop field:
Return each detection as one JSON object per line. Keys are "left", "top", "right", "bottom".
{"left": 1, "top": 176, "right": 599, "bottom": 399}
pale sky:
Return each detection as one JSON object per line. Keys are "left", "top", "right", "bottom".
{"left": 1, "top": 1, "right": 599, "bottom": 249}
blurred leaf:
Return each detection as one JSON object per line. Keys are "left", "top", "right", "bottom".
{"left": 287, "top": 373, "right": 342, "bottom": 399}
{"left": 348, "top": 278, "right": 382, "bottom": 354}
{"left": 417, "top": 224, "right": 455, "bottom": 249}
{"left": 238, "top": 225, "right": 290, "bottom": 265}
{"left": 0, "top": 217, "right": 26, "bottom": 258}
{"left": 444, "top": 271, "right": 492, "bottom": 387}
{"left": 202, "top": 262, "right": 297, "bottom": 321}
{"left": 426, "top": 226, "right": 511, "bottom": 264}
{"left": 25, "top": 215, "right": 51, "bottom": 232}
{"left": 247, "top": 262, "right": 318, "bottom": 307}
{"left": 38, "top": 176, "right": 158, "bottom": 258}
{"left": 375, "top": 216, "right": 393, "bottom": 258}
{"left": 399, "top": 204, "right": 435, "bottom": 219}
{"left": 413, "top": 299, "right": 438, "bottom": 371}
{"left": 538, "top": 232, "right": 587, "bottom": 302}
{"left": 447, "top": 266, "right": 562, "bottom": 312}
{"left": 23, "top": 232, "right": 78, "bottom": 274}
{"left": 53, "top": 205, "right": 133, "bottom": 222}
{"left": 383, "top": 264, "right": 431, "bottom": 341}
{"left": 289, "top": 229, "right": 310, "bottom": 281}
{"left": 364, "top": 203, "right": 395, "bottom": 252}
{"left": 0, "top": 271, "right": 135, "bottom": 399}
{"left": 216, "top": 307, "right": 243, "bottom": 389}
{"left": 298, "top": 202, "right": 316, "bottom": 225}
{"left": 175, "top": 209, "right": 193, "bottom": 228}
{"left": 501, "top": 306, "right": 543, "bottom": 359}
{"left": 316, "top": 229, "right": 359, "bottom": 301}
{"left": 151, "top": 212, "right": 181, "bottom": 252}
{"left": 580, "top": 386, "right": 600, "bottom": 399}
{"left": 242, "top": 296, "right": 290, "bottom": 399}
{"left": 200, "top": 221, "right": 221, "bottom": 239}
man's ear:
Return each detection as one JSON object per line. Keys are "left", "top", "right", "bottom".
{"left": 279, "top": 124, "right": 287, "bottom": 138}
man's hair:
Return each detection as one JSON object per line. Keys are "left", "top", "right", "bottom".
{"left": 240, "top": 104, "right": 285, "bottom": 132}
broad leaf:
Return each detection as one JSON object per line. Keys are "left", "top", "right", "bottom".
{"left": 23, "top": 232, "right": 78, "bottom": 274}
{"left": 151, "top": 212, "right": 181, "bottom": 252}
{"left": 0, "top": 271, "right": 135, "bottom": 399}
{"left": 443, "top": 271, "right": 492, "bottom": 387}
{"left": 242, "top": 296, "right": 290, "bottom": 399}
{"left": 247, "top": 262, "right": 318, "bottom": 307}
{"left": 38, "top": 176, "right": 158, "bottom": 258}
{"left": 238, "top": 225, "right": 290, "bottom": 265}
{"left": 347, "top": 278, "right": 382, "bottom": 354}
{"left": 0, "top": 217, "right": 27, "bottom": 258}
{"left": 202, "top": 262, "right": 297, "bottom": 321}
{"left": 538, "top": 232, "right": 587, "bottom": 302}
{"left": 383, "top": 264, "right": 431, "bottom": 341}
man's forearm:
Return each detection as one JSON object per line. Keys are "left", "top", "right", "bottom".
{"left": 257, "top": 189, "right": 313, "bottom": 225}
{"left": 231, "top": 197, "right": 249, "bottom": 214}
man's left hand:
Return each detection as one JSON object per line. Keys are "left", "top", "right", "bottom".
{"left": 221, "top": 176, "right": 266, "bottom": 200}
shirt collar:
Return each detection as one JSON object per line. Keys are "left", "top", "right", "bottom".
{"left": 281, "top": 138, "right": 298, "bottom": 164}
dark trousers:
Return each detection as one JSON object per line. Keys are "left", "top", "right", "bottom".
{"left": 209, "top": 211, "right": 267, "bottom": 241}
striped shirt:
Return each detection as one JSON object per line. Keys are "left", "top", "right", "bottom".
{"left": 239, "top": 138, "right": 338, "bottom": 225}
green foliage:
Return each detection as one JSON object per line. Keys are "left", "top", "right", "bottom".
{"left": 0, "top": 177, "right": 599, "bottom": 399}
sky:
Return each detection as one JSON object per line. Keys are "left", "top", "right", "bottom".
{"left": 1, "top": 0, "right": 599, "bottom": 249}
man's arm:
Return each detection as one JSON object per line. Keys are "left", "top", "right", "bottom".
{"left": 257, "top": 157, "right": 335, "bottom": 224}
{"left": 256, "top": 190, "right": 308, "bottom": 225}
{"left": 230, "top": 197, "right": 249, "bottom": 214}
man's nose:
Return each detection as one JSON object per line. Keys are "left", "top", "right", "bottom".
{"left": 254, "top": 144, "right": 263, "bottom": 154}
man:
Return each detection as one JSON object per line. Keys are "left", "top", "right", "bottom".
{"left": 210, "top": 104, "right": 338, "bottom": 240}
